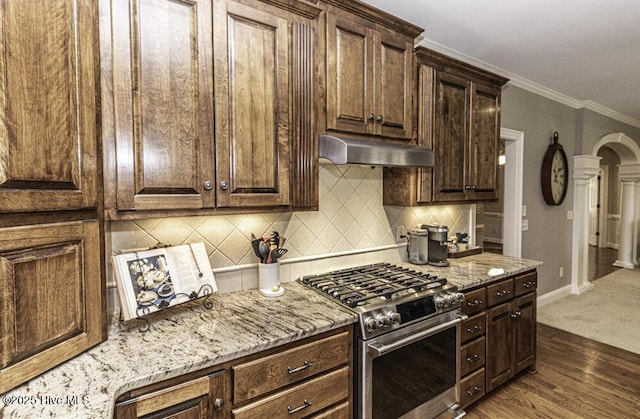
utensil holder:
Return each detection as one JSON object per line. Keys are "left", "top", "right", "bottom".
{"left": 259, "top": 262, "right": 284, "bottom": 297}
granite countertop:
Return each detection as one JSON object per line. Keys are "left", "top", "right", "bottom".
{"left": 1, "top": 282, "right": 357, "bottom": 419}
{"left": 418, "top": 253, "right": 543, "bottom": 290}
{"left": 1, "top": 253, "right": 541, "bottom": 418}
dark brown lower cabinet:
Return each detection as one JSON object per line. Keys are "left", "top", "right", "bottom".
{"left": 114, "top": 326, "right": 353, "bottom": 419}
{"left": 460, "top": 270, "right": 537, "bottom": 407}
{"left": 115, "top": 370, "right": 230, "bottom": 419}
{"left": 486, "top": 281, "right": 537, "bottom": 392}
{"left": 0, "top": 220, "right": 104, "bottom": 394}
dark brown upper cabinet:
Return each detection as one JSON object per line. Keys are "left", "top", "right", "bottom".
{"left": 325, "top": 6, "right": 422, "bottom": 141}
{"left": 384, "top": 47, "right": 508, "bottom": 206}
{"left": 102, "top": 0, "right": 321, "bottom": 217}
{"left": 105, "top": 0, "right": 215, "bottom": 214}
{"left": 0, "top": 0, "right": 98, "bottom": 212}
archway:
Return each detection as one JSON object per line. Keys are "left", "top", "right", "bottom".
{"left": 571, "top": 133, "right": 640, "bottom": 294}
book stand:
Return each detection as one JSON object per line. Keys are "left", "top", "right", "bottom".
{"left": 118, "top": 242, "right": 215, "bottom": 332}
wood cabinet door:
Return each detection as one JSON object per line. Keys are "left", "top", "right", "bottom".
{"left": 110, "top": 0, "right": 215, "bottom": 211}
{"left": 433, "top": 71, "right": 470, "bottom": 202}
{"left": 485, "top": 301, "right": 514, "bottom": 392}
{"left": 326, "top": 13, "right": 375, "bottom": 135}
{"left": 115, "top": 370, "right": 231, "bottom": 419}
{"left": 513, "top": 292, "right": 537, "bottom": 372}
{"left": 0, "top": 0, "right": 97, "bottom": 212}
{"left": 214, "top": 0, "right": 290, "bottom": 207}
{"left": 375, "top": 31, "right": 413, "bottom": 139}
{"left": 0, "top": 220, "right": 103, "bottom": 393}
{"left": 468, "top": 83, "right": 501, "bottom": 200}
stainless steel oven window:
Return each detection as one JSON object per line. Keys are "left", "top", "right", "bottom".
{"left": 358, "top": 312, "right": 464, "bottom": 419}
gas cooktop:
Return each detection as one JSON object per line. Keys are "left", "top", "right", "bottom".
{"left": 299, "top": 262, "right": 450, "bottom": 309}
{"left": 299, "top": 263, "right": 464, "bottom": 339}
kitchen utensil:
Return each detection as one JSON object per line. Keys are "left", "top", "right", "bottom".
{"left": 258, "top": 240, "right": 271, "bottom": 263}
{"left": 271, "top": 231, "right": 280, "bottom": 248}
{"left": 251, "top": 237, "right": 262, "bottom": 259}
{"left": 272, "top": 248, "right": 287, "bottom": 261}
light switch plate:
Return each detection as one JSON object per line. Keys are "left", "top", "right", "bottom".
{"left": 522, "top": 219, "right": 529, "bottom": 231}
{"left": 567, "top": 210, "right": 573, "bottom": 220}
{"left": 522, "top": 205, "right": 527, "bottom": 217}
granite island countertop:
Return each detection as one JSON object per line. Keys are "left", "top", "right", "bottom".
{"left": 1, "top": 282, "right": 357, "bottom": 419}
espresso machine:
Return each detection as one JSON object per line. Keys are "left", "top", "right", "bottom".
{"left": 422, "top": 224, "right": 449, "bottom": 267}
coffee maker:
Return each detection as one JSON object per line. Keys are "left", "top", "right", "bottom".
{"left": 423, "top": 224, "right": 449, "bottom": 267}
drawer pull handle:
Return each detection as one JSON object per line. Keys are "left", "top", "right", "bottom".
{"left": 466, "top": 386, "right": 483, "bottom": 396}
{"left": 511, "top": 311, "right": 522, "bottom": 318}
{"left": 522, "top": 281, "right": 536, "bottom": 288}
{"left": 466, "top": 354, "right": 482, "bottom": 363}
{"left": 287, "top": 399, "right": 312, "bottom": 415}
{"left": 496, "top": 290, "right": 511, "bottom": 297}
{"left": 467, "top": 299, "right": 483, "bottom": 307}
{"left": 466, "top": 325, "right": 484, "bottom": 334}
{"left": 287, "top": 360, "right": 313, "bottom": 374}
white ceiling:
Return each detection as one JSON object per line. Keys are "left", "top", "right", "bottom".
{"left": 362, "top": 0, "right": 640, "bottom": 126}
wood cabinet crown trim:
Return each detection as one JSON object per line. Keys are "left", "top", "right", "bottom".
{"left": 261, "top": 0, "right": 322, "bottom": 18}
{"left": 322, "top": 0, "right": 423, "bottom": 38}
{"left": 415, "top": 46, "right": 509, "bottom": 87}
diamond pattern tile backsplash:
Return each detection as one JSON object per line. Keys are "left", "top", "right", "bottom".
{"left": 108, "top": 164, "right": 472, "bottom": 308}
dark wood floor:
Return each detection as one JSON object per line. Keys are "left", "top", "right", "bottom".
{"left": 465, "top": 324, "right": 640, "bottom": 419}
{"left": 588, "top": 245, "right": 619, "bottom": 282}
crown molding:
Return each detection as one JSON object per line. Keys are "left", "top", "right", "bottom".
{"left": 417, "top": 38, "right": 640, "bottom": 129}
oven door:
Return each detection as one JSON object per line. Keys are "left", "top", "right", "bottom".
{"left": 358, "top": 310, "right": 466, "bottom": 419}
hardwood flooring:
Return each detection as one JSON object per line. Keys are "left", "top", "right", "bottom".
{"left": 588, "top": 246, "right": 619, "bottom": 282}
{"left": 465, "top": 324, "right": 640, "bottom": 418}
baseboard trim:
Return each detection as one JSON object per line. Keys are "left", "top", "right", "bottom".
{"left": 537, "top": 285, "right": 572, "bottom": 308}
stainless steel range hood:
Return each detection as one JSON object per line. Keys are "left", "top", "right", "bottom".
{"left": 319, "top": 135, "right": 434, "bottom": 168}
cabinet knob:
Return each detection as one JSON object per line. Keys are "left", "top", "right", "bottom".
{"left": 214, "top": 398, "right": 225, "bottom": 411}
{"left": 203, "top": 180, "right": 213, "bottom": 191}
{"left": 219, "top": 180, "right": 229, "bottom": 190}
{"left": 376, "top": 114, "right": 383, "bottom": 122}
{"left": 368, "top": 113, "right": 375, "bottom": 121}
{"left": 510, "top": 311, "right": 522, "bottom": 318}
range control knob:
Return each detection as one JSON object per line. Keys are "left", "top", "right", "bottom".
{"left": 365, "top": 317, "right": 379, "bottom": 332}
{"left": 434, "top": 296, "right": 446, "bottom": 308}
{"left": 388, "top": 311, "right": 401, "bottom": 325}
{"left": 377, "top": 314, "right": 391, "bottom": 327}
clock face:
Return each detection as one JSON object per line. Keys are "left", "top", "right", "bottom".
{"left": 551, "top": 150, "right": 566, "bottom": 203}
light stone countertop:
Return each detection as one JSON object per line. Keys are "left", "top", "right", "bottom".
{"left": 420, "top": 253, "right": 543, "bottom": 290}
{"left": 1, "top": 253, "right": 541, "bottom": 418}
{"left": 1, "top": 282, "right": 357, "bottom": 419}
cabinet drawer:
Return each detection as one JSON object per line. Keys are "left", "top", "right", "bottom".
{"left": 487, "top": 279, "right": 514, "bottom": 307}
{"left": 514, "top": 271, "right": 537, "bottom": 296}
{"left": 461, "top": 313, "right": 486, "bottom": 344}
{"left": 460, "top": 336, "right": 485, "bottom": 376}
{"left": 462, "top": 288, "right": 486, "bottom": 315}
{"left": 232, "top": 367, "right": 349, "bottom": 419}
{"left": 312, "top": 401, "right": 350, "bottom": 419}
{"left": 459, "top": 367, "right": 485, "bottom": 408}
{"left": 233, "top": 332, "right": 349, "bottom": 402}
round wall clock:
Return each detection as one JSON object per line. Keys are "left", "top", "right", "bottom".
{"left": 541, "top": 131, "right": 568, "bottom": 205}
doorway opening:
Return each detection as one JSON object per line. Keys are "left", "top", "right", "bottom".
{"left": 479, "top": 128, "right": 523, "bottom": 257}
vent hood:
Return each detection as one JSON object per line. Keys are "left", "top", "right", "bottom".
{"left": 319, "top": 135, "right": 434, "bottom": 168}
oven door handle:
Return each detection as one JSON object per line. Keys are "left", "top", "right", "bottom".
{"left": 367, "top": 315, "right": 467, "bottom": 356}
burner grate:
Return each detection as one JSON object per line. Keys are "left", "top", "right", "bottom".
{"left": 300, "top": 263, "right": 447, "bottom": 308}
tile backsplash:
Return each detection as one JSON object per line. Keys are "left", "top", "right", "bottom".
{"left": 108, "top": 164, "right": 472, "bottom": 311}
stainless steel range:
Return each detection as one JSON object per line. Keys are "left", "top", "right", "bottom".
{"left": 300, "top": 262, "right": 467, "bottom": 419}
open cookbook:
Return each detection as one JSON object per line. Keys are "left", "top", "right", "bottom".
{"left": 112, "top": 242, "right": 217, "bottom": 321}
